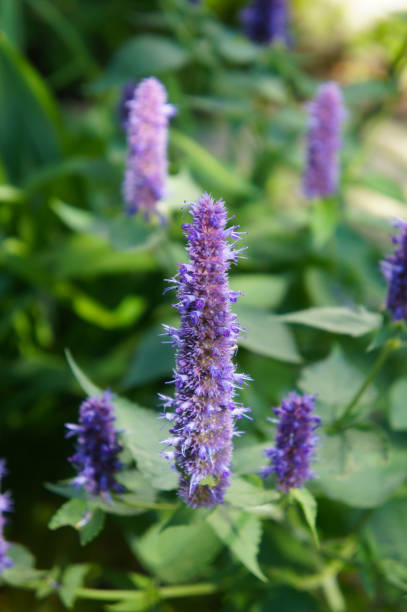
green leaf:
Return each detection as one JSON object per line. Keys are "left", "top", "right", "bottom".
{"left": 52, "top": 199, "right": 107, "bottom": 236}
{"left": 389, "top": 379, "right": 407, "bottom": 431}
{"left": 79, "top": 509, "right": 105, "bottom": 546}
{"left": 232, "top": 442, "right": 270, "bottom": 475}
{"left": 309, "top": 198, "right": 338, "bottom": 247}
{"left": 131, "top": 521, "right": 222, "bottom": 584}
{"left": 280, "top": 307, "right": 381, "bottom": 337}
{"left": 230, "top": 274, "right": 288, "bottom": 309}
{"left": 207, "top": 507, "right": 267, "bottom": 582}
{"left": 315, "top": 430, "right": 407, "bottom": 508}
{"left": 97, "top": 35, "right": 189, "bottom": 88}
{"left": 59, "top": 564, "right": 90, "bottom": 609}
{"left": 226, "top": 476, "right": 279, "bottom": 508}
{"left": 291, "top": 488, "right": 319, "bottom": 547}
{"left": 299, "top": 346, "right": 376, "bottom": 423}
{"left": 235, "top": 304, "right": 302, "bottom": 363}
{"left": 48, "top": 498, "right": 89, "bottom": 530}
{"left": 114, "top": 398, "right": 178, "bottom": 491}
{"left": 65, "top": 350, "right": 100, "bottom": 396}
{"left": 365, "top": 498, "right": 407, "bottom": 566}
{"left": 122, "top": 324, "right": 174, "bottom": 388}
{"left": 171, "top": 129, "right": 256, "bottom": 198}
{"left": 1, "top": 544, "right": 45, "bottom": 587}
{"left": 0, "top": 32, "right": 62, "bottom": 181}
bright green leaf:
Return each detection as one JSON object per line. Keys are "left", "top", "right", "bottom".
{"left": 208, "top": 507, "right": 267, "bottom": 582}
{"left": 59, "top": 564, "right": 90, "bottom": 609}
{"left": 291, "top": 488, "right": 319, "bottom": 547}
{"left": 280, "top": 307, "right": 381, "bottom": 336}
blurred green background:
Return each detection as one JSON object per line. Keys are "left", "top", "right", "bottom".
{"left": 2, "top": 0, "right": 407, "bottom": 610}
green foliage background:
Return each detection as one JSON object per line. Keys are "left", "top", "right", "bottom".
{"left": 2, "top": 0, "right": 407, "bottom": 610}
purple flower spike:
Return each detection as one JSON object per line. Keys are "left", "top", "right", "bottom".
{"left": 0, "top": 460, "right": 13, "bottom": 573}
{"left": 123, "top": 77, "right": 176, "bottom": 219}
{"left": 161, "top": 194, "right": 250, "bottom": 508}
{"left": 381, "top": 219, "right": 407, "bottom": 321}
{"left": 65, "top": 391, "right": 123, "bottom": 498}
{"left": 241, "top": 0, "right": 291, "bottom": 46}
{"left": 262, "top": 393, "right": 321, "bottom": 492}
{"left": 303, "top": 81, "right": 346, "bottom": 200}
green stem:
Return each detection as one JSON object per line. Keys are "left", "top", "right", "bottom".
{"left": 76, "top": 582, "right": 218, "bottom": 601}
{"left": 332, "top": 338, "right": 399, "bottom": 431}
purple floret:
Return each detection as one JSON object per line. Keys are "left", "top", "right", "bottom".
{"left": 0, "top": 460, "right": 13, "bottom": 572}
{"left": 123, "top": 77, "right": 176, "bottom": 219}
{"left": 161, "top": 193, "right": 250, "bottom": 508}
{"left": 381, "top": 219, "right": 407, "bottom": 321}
{"left": 66, "top": 391, "right": 123, "bottom": 498}
{"left": 241, "top": 0, "right": 291, "bottom": 46}
{"left": 303, "top": 81, "right": 346, "bottom": 200}
{"left": 262, "top": 392, "right": 321, "bottom": 492}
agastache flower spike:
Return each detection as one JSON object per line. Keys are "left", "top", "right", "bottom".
{"left": 262, "top": 392, "right": 321, "bottom": 492}
{"left": 161, "top": 193, "right": 250, "bottom": 508}
{"left": 303, "top": 81, "right": 346, "bottom": 200}
{"left": 65, "top": 391, "right": 124, "bottom": 498}
{"left": 123, "top": 77, "right": 176, "bottom": 219}
{"left": 0, "top": 460, "right": 13, "bottom": 572}
{"left": 381, "top": 219, "right": 407, "bottom": 321}
{"left": 241, "top": 0, "right": 291, "bottom": 46}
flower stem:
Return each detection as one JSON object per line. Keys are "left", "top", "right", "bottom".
{"left": 331, "top": 338, "right": 400, "bottom": 432}
{"left": 76, "top": 582, "right": 218, "bottom": 601}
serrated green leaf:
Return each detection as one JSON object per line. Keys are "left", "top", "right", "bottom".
{"left": 131, "top": 521, "right": 222, "bottom": 584}
{"left": 59, "top": 564, "right": 90, "bottom": 609}
{"left": 291, "top": 488, "right": 319, "bottom": 547}
{"left": 235, "top": 304, "right": 302, "bottom": 363}
{"left": 280, "top": 307, "right": 381, "bottom": 336}
{"left": 80, "top": 509, "right": 105, "bottom": 546}
{"left": 207, "top": 508, "right": 267, "bottom": 581}
{"left": 2, "top": 544, "right": 45, "bottom": 587}
{"left": 225, "top": 476, "right": 279, "bottom": 509}
{"left": 48, "top": 498, "right": 89, "bottom": 530}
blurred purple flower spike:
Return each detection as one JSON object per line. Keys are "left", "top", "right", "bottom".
{"left": 303, "top": 81, "right": 346, "bottom": 199}
{"left": 123, "top": 77, "right": 176, "bottom": 220}
{"left": 381, "top": 219, "right": 407, "bottom": 321}
{"left": 241, "top": 0, "right": 291, "bottom": 46}
{"left": 0, "top": 459, "right": 13, "bottom": 573}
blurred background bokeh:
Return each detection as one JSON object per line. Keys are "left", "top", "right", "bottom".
{"left": 1, "top": 0, "right": 407, "bottom": 610}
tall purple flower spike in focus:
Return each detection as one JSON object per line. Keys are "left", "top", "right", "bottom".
{"left": 381, "top": 219, "right": 407, "bottom": 321}
{"left": 0, "top": 460, "right": 13, "bottom": 572}
{"left": 262, "top": 392, "right": 321, "bottom": 492}
{"left": 123, "top": 77, "right": 176, "bottom": 219}
{"left": 241, "top": 0, "right": 291, "bottom": 46}
{"left": 65, "top": 391, "right": 123, "bottom": 498}
{"left": 160, "top": 194, "right": 250, "bottom": 508}
{"left": 303, "top": 81, "right": 346, "bottom": 200}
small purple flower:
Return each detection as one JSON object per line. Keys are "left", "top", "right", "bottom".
{"left": 262, "top": 393, "right": 321, "bottom": 492}
{"left": 123, "top": 77, "right": 176, "bottom": 219}
{"left": 66, "top": 391, "right": 123, "bottom": 498}
{"left": 381, "top": 219, "right": 407, "bottom": 321}
{"left": 241, "top": 0, "right": 291, "bottom": 46}
{"left": 303, "top": 81, "right": 346, "bottom": 200}
{"left": 0, "top": 460, "right": 13, "bottom": 573}
{"left": 161, "top": 193, "right": 250, "bottom": 508}
{"left": 119, "top": 81, "right": 137, "bottom": 129}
